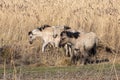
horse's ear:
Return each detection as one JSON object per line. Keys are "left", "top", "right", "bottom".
{"left": 37, "top": 27, "right": 43, "bottom": 31}
{"left": 64, "top": 26, "right": 71, "bottom": 30}
{"left": 73, "top": 32, "right": 80, "bottom": 39}
{"left": 28, "top": 31, "right": 32, "bottom": 35}
{"left": 60, "top": 31, "right": 65, "bottom": 37}
{"left": 60, "top": 31, "right": 67, "bottom": 37}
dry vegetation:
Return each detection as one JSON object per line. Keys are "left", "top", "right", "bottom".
{"left": 0, "top": 0, "right": 120, "bottom": 80}
{"left": 0, "top": 0, "right": 120, "bottom": 49}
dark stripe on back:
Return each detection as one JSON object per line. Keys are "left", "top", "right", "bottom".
{"left": 37, "top": 24, "right": 51, "bottom": 31}
{"left": 60, "top": 31, "right": 80, "bottom": 39}
{"left": 64, "top": 26, "right": 71, "bottom": 30}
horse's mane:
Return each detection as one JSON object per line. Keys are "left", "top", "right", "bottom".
{"left": 61, "top": 31, "right": 80, "bottom": 39}
{"left": 64, "top": 26, "right": 71, "bottom": 30}
{"left": 37, "top": 24, "right": 51, "bottom": 31}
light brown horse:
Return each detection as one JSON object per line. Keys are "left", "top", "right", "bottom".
{"left": 59, "top": 30, "right": 98, "bottom": 65}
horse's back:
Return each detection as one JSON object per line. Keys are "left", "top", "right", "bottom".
{"left": 75, "top": 32, "right": 97, "bottom": 50}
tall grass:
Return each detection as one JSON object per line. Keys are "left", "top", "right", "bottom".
{"left": 0, "top": 0, "right": 120, "bottom": 66}
{"left": 0, "top": 0, "right": 120, "bottom": 79}
{"left": 0, "top": 0, "right": 120, "bottom": 50}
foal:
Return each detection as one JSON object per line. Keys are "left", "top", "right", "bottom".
{"left": 28, "top": 25, "right": 72, "bottom": 53}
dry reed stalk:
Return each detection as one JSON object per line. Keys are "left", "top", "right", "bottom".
{"left": 3, "top": 58, "right": 6, "bottom": 80}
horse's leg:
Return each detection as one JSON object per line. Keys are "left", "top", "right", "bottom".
{"left": 79, "top": 47, "right": 88, "bottom": 65}
{"left": 71, "top": 55, "right": 76, "bottom": 64}
{"left": 64, "top": 44, "right": 69, "bottom": 57}
{"left": 88, "top": 43, "right": 97, "bottom": 64}
{"left": 50, "top": 42, "right": 55, "bottom": 48}
{"left": 42, "top": 42, "right": 49, "bottom": 52}
{"left": 68, "top": 44, "right": 72, "bottom": 57}
{"left": 70, "top": 47, "right": 76, "bottom": 64}
{"left": 80, "top": 54, "right": 86, "bottom": 65}
{"left": 93, "top": 43, "right": 97, "bottom": 63}
{"left": 83, "top": 51, "right": 90, "bottom": 65}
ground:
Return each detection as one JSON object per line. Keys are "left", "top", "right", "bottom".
{"left": 0, "top": 63, "right": 120, "bottom": 80}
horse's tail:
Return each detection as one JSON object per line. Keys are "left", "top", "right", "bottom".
{"left": 97, "top": 38, "right": 116, "bottom": 54}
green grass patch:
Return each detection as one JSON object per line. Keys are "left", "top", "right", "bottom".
{"left": 0, "top": 63, "right": 120, "bottom": 75}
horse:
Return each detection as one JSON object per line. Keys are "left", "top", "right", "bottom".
{"left": 53, "top": 26, "right": 85, "bottom": 57}
{"left": 28, "top": 25, "right": 72, "bottom": 54}
{"left": 59, "top": 30, "right": 98, "bottom": 65}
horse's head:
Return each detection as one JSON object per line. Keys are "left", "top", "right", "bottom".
{"left": 59, "top": 31, "right": 80, "bottom": 47}
{"left": 59, "top": 31, "right": 70, "bottom": 47}
{"left": 28, "top": 29, "right": 42, "bottom": 44}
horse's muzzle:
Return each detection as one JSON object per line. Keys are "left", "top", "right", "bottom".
{"left": 59, "top": 43, "right": 62, "bottom": 48}
{"left": 59, "top": 42, "right": 65, "bottom": 48}
{"left": 29, "top": 41, "right": 33, "bottom": 44}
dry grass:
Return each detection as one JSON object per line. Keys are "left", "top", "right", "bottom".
{"left": 0, "top": 0, "right": 120, "bottom": 79}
